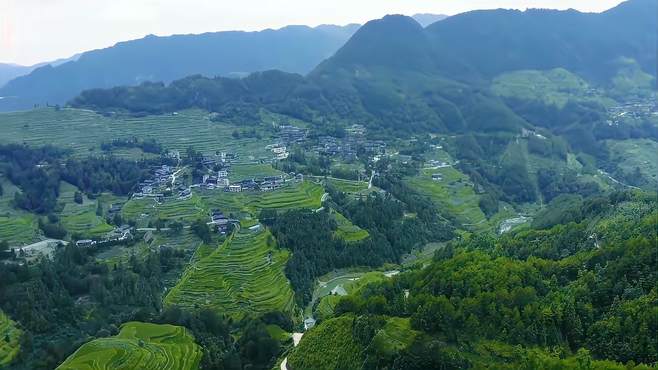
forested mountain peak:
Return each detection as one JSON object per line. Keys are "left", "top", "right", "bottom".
{"left": 313, "top": 14, "right": 437, "bottom": 74}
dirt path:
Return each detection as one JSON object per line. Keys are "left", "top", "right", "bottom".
{"left": 280, "top": 333, "right": 304, "bottom": 370}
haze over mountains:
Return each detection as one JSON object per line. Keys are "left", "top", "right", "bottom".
{"left": 0, "top": 12, "right": 447, "bottom": 112}
{"left": 73, "top": 0, "right": 656, "bottom": 136}
{"left": 0, "top": 24, "right": 360, "bottom": 111}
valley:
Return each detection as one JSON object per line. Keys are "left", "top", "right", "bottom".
{"left": 0, "top": 0, "right": 656, "bottom": 369}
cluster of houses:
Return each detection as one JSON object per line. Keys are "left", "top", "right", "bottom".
{"left": 225, "top": 175, "right": 287, "bottom": 193}
{"left": 75, "top": 225, "right": 134, "bottom": 248}
{"left": 315, "top": 125, "right": 387, "bottom": 161}
{"left": 134, "top": 165, "right": 175, "bottom": 198}
{"left": 267, "top": 143, "right": 289, "bottom": 160}
{"left": 209, "top": 210, "right": 232, "bottom": 233}
{"left": 277, "top": 124, "right": 307, "bottom": 144}
{"left": 607, "top": 99, "right": 658, "bottom": 125}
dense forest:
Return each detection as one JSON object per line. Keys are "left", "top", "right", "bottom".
{"left": 292, "top": 190, "right": 657, "bottom": 369}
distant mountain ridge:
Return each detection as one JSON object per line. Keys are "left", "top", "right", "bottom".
{"left": 317, "top": 0, "right": 656, "bottom": 82}
{"left": 0, "top": 54, "right": 80, "bottom": 89}
{"left": 0, "top": 24, "right": 359, "bottom": 111}
{"left": 71, "top": 0, "right": 655, "bottom": 135}
{"left": 412, "top": 13, "right": 449, "bottom": 27}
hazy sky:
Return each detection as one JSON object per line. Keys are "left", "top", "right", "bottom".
{"left": 2, "top": 0, "right": 625, "bottom": 66}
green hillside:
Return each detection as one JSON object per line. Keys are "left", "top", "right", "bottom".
{"left": 165, "top": 229, "right": 296, "bottom": 318}
{"left": 492, "top": 68, "right": 596, "bottom": 109}
{"left": 287, "top": 315, "right": 364, "bottom": 370}
{"left": 0, "top": 310, "right": 21, "bottom": 367}
{"left": 56, "top": 322, "right": 201, "bottom": 370}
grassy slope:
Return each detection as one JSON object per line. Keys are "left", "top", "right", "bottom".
{"left": 164, "top": 229, "right": 295, "bottom": 318}
{"left": 0, "top": 310, "right": 21, "bottom": 367}
{"left": 57, "top": 322, "right": 201, "bottom": 370}
{"left": 333, "top": 212, "right": 369, "bottom": 243}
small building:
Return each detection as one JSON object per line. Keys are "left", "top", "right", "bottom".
{"left": 432, "top": 173, "right": 443, "bottom": 181}
{"left": 228, "top": 185, "right": 242, "bottom": 193}
{"left": 304, "top": 318, "right": 316, "bottom": 330}
{"left": 144, "top": 231, "right": 154, "bottom": 244}
{"left": 75, "top": 240, "right": 95, "bottom": 248}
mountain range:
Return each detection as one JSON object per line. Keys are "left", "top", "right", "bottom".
{"left": 0, "top": 24, "right": 359, "bottom": 111}
{"left": 71, "top": 0, "right": 656, "bottom": 136}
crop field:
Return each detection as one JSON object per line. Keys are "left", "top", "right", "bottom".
{"left": 228, "top": 164, "right": 283, "bottom": 182}
{"left": 406, "top": 167, "right": 487, "bottom": 231}
{"left": 165, "top": 229, "right": 295, "bottom": 318}
{"left": 0, "top": 108, "right": 275, "bottom": 160}
{"left": 58, "top": 183, "right": 115, "bottom": 238}
{"left": 123, "top": 181, "right": 322, "bottom": 225}
{"left": 325, "top": 177, "right": 370, "bottom": 194}
{"left": 200, "top": 181, "right": 323, "bottom": 216}
{"left": 57, "top": 321, "right": 201, "bottom": 370}
{"left": 333, "top": 212, "right": 369, "bottom": 242}
{"left": 0, "top": 310, "right": 21, "bottom": 367}
{"left": 0, "top": 179, "right": 40, "bottom": 245}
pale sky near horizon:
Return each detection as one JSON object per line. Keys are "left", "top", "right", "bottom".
{"left": 2, "top": 0, "right": 625, "bottom": 66}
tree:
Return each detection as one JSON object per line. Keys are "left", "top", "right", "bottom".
{"left": 169, "top": 221, "right": 184, "bottom": 235}
{"left": 191, "top": 219, "right": 212, "bottom": 243}
{"left": 73, "top": 191, "right": 83, "bottom": 204}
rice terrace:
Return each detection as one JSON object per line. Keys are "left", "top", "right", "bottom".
{"left": 0, "top": 1, "right": 656, "bottom": 369}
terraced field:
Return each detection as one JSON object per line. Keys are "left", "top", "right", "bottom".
{"left": 59, "top": 183, "right": 115, "bottom": 238}
{"left": 123, "top": 181, "right": 322, "bottom": 225}
{"left": 406, "top": 167, "right": 487, "bottom": 230}
{"left": 0, "top": 310, "right": 21, "bottom": 367}
{"left": 57, "top": 322, "right": 201, "bottom": 370}
{"left": 492, "top": 68, "right": 614, "bottom": 108}
{"left": 325, "top": 178, "right": 370, "bottom": 194}
{"left": 229, "top": 164, "right": 283, "bottom": 182}
{"left": 607, "top": 139, "right": 658, "bottom": 187}
{"left": 0, "top": 179, "right": 40, "bottom": 245}
{"left": 200, "top": 181, "right": 323, "bottom": 216}
{"left": 0, "top": 108, "right": 274, "bottom": 160}
{"left": 333, "top": 212, "right": 369, "bottom": 242}
{"left": 371, "top": 317, "right": 419, "bottom": 356}
{"left": 165, "top": 229, "right": 295, "bottom": 318}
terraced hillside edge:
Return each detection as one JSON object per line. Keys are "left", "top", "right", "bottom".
{"left": 165, "top": 229, "right": 296, "bottom": 318}
{"left": 57, "top": 322, "right": 201, "bottom": 370}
